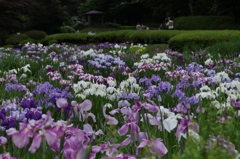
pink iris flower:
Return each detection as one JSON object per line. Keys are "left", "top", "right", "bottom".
{"left": 136, "top": 138, "right": 168, "bottom": 157}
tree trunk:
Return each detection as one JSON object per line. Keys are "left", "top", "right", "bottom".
{"left": 188, "top": 0, "right": 193, "bottom": 15}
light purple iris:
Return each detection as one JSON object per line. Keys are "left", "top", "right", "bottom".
{"left": 83, "top": 123, "right": 103, "bottom": 140}
{"left": 0, "top": 152, "right": 17, "bottom": 159}
{"left": 118, "top": 119, "right": 140, "bottom": 136}
{"left": 63, "top": 127, "right": 89, "bottom": 159}
{"left": 72, "top": 100, "right": 96, "bottom": 122}
{"left": 103, "top": 106, "right": 118, "bottom": 125}
{"left": 56, "top": 98, "right": 69, "bottom": 108}
{"left": 118, "top": 100, "right": 131, "bottom": 107}
{"left": 0, "top": 136, "right": 7, "bottom": 146}
{"left": 136, "top": 138, "right": 168, "bottom": 157}
{"left": 6, "top": 111, "right": 59, "bottom": 153}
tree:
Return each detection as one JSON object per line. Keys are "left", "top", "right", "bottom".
{"left": 0, "top": 0, "right": 30, "bottom": 33}
{"left": 27, "top": 0, "right": 68, "bottom": 34}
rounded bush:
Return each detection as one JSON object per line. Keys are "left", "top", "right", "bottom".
{"left": 24, "top": 30, "right": 47, "bottom": 40}
{"left": 73, "top": 22, "right": 84, "bottom": 30}
{"left": 5, "top": 34, "right": 31, "bottom": 45}
{"left": 104, "top": 22, "right": 121, "bottom": 28}
{"left": 59, "top": 26, "right": 76, "bottom": 33}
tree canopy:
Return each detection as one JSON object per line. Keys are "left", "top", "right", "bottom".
{"left": 0, "top": 0, "right": 239, "bottom": 34}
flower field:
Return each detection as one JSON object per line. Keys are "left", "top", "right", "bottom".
{"left": 0, "top": 42, "right": 240, "bottom": 159}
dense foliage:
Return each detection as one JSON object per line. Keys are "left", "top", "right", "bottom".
{"left": 0, "top": 0, "right": 240, "bottom": 35}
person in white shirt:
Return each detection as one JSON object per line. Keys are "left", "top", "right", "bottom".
{"left": 165, "top": 17, "right": 174, "bottom": 30}
{"left": 136, "top": 23, "right": 141, "bottom": 30}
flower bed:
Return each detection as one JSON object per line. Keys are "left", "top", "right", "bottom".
{"left": 0, "top": 42, "right": 240, "bottom": 158}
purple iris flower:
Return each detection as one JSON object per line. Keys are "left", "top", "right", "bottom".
{"left": 151, "top": 74, "right": 161, "bottom": 83}
{"left": 5, "top": 83, "right": 27, "bottom": 91}
{"left": 139, "top": 77, "right": 152, "bottom": 87}
{"left": 21, "top": 97, "right": 37, "bottom": 109}
{"left": 230, "top": 98, "right": 240, "bottom": 109}
{"left": 158, "top": 81, "right": 172, "bottom": 93}
{"left": 174, "top": 103, "right": 188, "bottom": 114}
{"left": 186, "top": 62, "right": 203, "bottom": 73}
{"left": 175, "top": 119, "right": 189, "bottom": 139}
{"left": 172, "top": 89, "right": 185, "bottom": 99}
{"left": 233, "top": 52, "right": 239, "bottom": 57}
{"left": 128, "top": 93, "right": 139, "bottom": 100}
{"left": 0, "top": 109, "right": 6, "bottom": 120}
{"left": 206, "top": 135, "right": 237, "bottom": 154}
{"left": 1, "top": 117, "right": 17, "bottom": 128}
{"left": 187, "top": 96, "right": 199, "bottom": 105}
{"left": 192, "top": 80, "right": 202, "bottom": 87}
{"left": 25, "top": 110, "right": 42, "bottom": 120}
{"left": 32, "top": 82, "right": 53, "bottom": 95}
{"left": 118, "top": 100, "right": 131, "bottom": 107}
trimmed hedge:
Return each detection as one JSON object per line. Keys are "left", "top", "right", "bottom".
{"left": 5, "top": 34, "right": 32, "bottom": 46}
{"left": 168, "top": 30, "right": 240, "bottom": 51}
{"left": 44, "top": 33, "right": 89, "bottom": 44}
{"left": 43, "top": 30, "right": 184, "bottom": 45}
{"left": 24, "top": 30, "right": 47, "bottom": 40}
{"left": 174, "top": 16, "right": 240, "bottom": 30}
{"left": 4, "top": 30, "right": 240, "bottom": 52}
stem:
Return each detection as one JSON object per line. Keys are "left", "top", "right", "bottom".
{"left": 2, "top": 145, "right": 6, "bottom": 152}
{"left": 61, "top": 108, "right": 64, "bottom": 119}
{"left": 58, "top": 135, "right": 65, "bottom": 159}
{"left": 42, "top": 137, "right": 46, "bottom": 159}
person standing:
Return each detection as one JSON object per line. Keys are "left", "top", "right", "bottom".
{"left": 141, "top": 24, "right": 147, "bottom": 30}
{"left": 165, "top": 17, "right": 174, "bottom": 30}
{"left": 158, "top": 24, "right": 163, "bottom": 30}
{"left": 136, "top": 23, "right": 141, "bottom": 30}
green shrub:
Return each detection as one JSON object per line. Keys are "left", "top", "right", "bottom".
{"left": 43, "top": 30, "right": 240, "bottom": 48}
{"left": 59, "top": 26, "right": 76, "bottom": 33}
{"left": 103, "top": 22, "right": 121, "bottom": 28}
{"left": 114, "top": 30, "right": 133, "bottom": 42}
{"left": 44, "top": 33, "right": 89, "bottom": 44}
{"left": 120, "top": 26, "right": 135, "bottom": 30}
{"left": 145, "top": 30, "right": 184, "bottom": 44}
{"left": 72, "top": 22, "right": 85, "bottom": 30}
{"left": 94, "top": 31, "right": 117, "bottom": 42}
{"left": 78, "top": 27, "right": 118, "bottom": 33}
{"left": 168, "top": 30, "right": 240, "bottom": 51}
{"left": 24, "top": 30, "right": 47, "bottom": 40}
{"left": 48, "top": 39, "right": 58, "bottom": 44}
{"left": 127, "top": 30, "right": 183, "bottom": 44}
{"left": 174, "top": 16, "right": 240, "bottom": 30}
{"left": 3, "top": 45, "right": 14, "bottom": 49}
{"left": 206, "top": 36, "right": 240, "bottom": 56}
{"left": 5, "top": 34, "right": 32, "bottom": 46}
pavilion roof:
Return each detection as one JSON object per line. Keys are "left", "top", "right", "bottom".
{"left": 83, "top": 10, "right": 104, "bottom": 15}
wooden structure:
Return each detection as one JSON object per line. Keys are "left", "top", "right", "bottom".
{"left": 81, "top": 10, "right": 104, "bottom": 25}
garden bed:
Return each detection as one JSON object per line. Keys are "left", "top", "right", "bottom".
{"left": 0, "top": 42, "right": 240, "bottom": 158}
